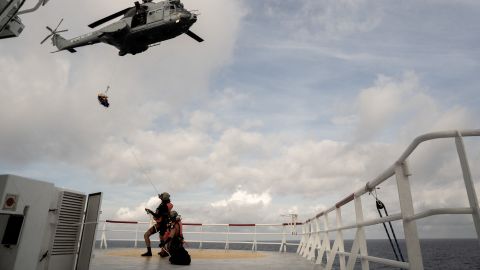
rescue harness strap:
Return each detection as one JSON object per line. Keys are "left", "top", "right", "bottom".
{"left": 371, "top": 189, "right": 405, "bottom": 262}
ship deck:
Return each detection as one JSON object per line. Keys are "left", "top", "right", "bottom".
{"left": 91, "top": 248, "right": 318, "bottom": 270}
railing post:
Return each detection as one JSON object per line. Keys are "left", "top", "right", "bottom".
{"left": 100, "top": 221, "right": 107, "bottom": 249}
{"left": 336, "top": 207, "right": 346, "bottom": 270}
{"left": 455, "top": 132, "right": 480, "bottom": 242}
{"left": 299, "top": 222, "right": 307, "bottom": 256}
{"left": 297, "top": 223, "right": 306, "bottom": 254}
{"left": 396, "top": 161, "right": 423, "bottom": 269}
{"left": 199, "top": 225, "right": 203, "bottom": 250}
{"left": 308, "top": 218, "right": 320, "bottom": 261}
{"left": 301, "top": 221, "right": 312, "bottom": 257}
{"left": 252, "top": 225, "right": 257, "bottom": 252}
{"left": 314, "top": 218, "right": 321, "bottom": 260}
{"left": 279, "top": 225, "right": 286, "bottom": 252}
{"left": 307, "top": 219, "right": 315, "bottom": 260}
{"left": 225, "top": 225, "right": 230, "bottom": 251}
{"left": 134, "top": 222, "right": 138, "bottom": 248}
{"left": 324, "top": 212, "right": 332, "bottom": 262}
{"left": 355, "top": 195, "right": 369, "bottom": 270}
{"left": 315, "top": 215, "right": 328, "bottom": 264}
{"left": 316, "top": 212, "right": 331, "bottom": 265}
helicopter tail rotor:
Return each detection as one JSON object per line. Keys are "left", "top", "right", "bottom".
{"left": 41, "top": 18, "right": 68, "bottom": 44}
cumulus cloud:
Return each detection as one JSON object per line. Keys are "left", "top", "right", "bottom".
{"left": 259, "top": 0, "right": 383, "bottom": 41}
{"left": 330, "top": 71, "right": 477, "bottom": 213}
{"left": 1, "top": 0, "right": 479, "bottom": 239}
{"left": 0, "top": 0, "right": 246, "bottom": 167}
{"left": 116, "top": 196, "right": 159, "bottom": 221}
{"left": 354, "top": 71, "right": 425, "bottom": 140}
{"left": 332, "top": 71, "right": 476, "bottom": 142}
{"left": 114, "top": 188, "right": 274, "bottom": 224}
{"left": 298, "top": 0, "right": 383, "bottom": 40}
{"left": 211, "top": 188, "right": 272, "bottom": 207}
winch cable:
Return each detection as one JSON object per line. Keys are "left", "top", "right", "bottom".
{"left": 122, "top": 137, "right": 162, "bottom": 226}
{"left": 101, "top": 56, "right": 120, "bottom": 100}
{"left": 371, "top": 188, "right": 405, "bottom": 262}
{"left": 129, "top": 145, "right": 160, "bottom": 195}
{"left": 107, "top": 56, "right": 120, "bottom": 88}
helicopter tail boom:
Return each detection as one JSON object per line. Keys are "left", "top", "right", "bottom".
{"left": 51, "top": 34, "right": 74, "bottom": 52}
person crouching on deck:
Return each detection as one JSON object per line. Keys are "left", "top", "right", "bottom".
{"left": 164, "top": 211, "right": 191, "bottom": 265}
{"left": 141, "top": 192, "right": 173, "bottom": 256}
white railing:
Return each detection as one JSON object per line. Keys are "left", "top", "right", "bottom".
{"left": 298, "top": 129, "right": 480, "bottom": 270}
{"left": 97, "top": 220, "right": 302, "bottom": 252}
{"left": 95, "top": 130, "right": 479, "bottom": 269}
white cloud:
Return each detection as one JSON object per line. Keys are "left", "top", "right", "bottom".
{"left": 211, "top": 188, "right": 272, "bottom": 207}
{"left": 299, "top": 0, "right": 383, "bottom": 39}
{"left": 115, "top": 196, "right": 160, "bottom": 220}
{"left": 0, "top": 0, "right": 246, "bottom": 167}
{"left": 2, "top": 1, "right": 479, "bottom": 238}
{"left": 189, "top": 111, "right": 222, "bottom": 132}
{"left": 332, "top": 71, "right": 476, "bottom": 142}
{"left": 209, "top": 87, "right": 249, "bottom": 110}
{"left": 84, "top": 108, "right": 401, "bottom": 199}
{"left": 261, "top": 0, "right": 383, "bottom": 41}
{"left": 354, "top": 71, "right": 425, "bottom": 140}
{"left": 331, "top": 115, "right": 358, "bottom": 126}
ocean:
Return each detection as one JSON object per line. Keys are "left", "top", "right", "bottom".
{"left": 96, "top": 239, "right": 480, "bottom": 269}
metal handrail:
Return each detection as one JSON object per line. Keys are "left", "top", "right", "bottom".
{"left": 98, "top": 221, "right": 301, "bottom": 252}
{"left": 95, "top": 129, "right": 479, "bottom": 269}
{"left": 299, "top": 129, "right": 480, "bottom": 270}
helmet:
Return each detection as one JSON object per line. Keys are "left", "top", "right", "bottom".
{"left": 159, "top": 192, "right": 170, "bottom": 201}
{"left": 170, "top": 210, "right": 181, "bottom": 221}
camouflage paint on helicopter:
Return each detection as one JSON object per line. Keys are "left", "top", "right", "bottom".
{"left": 41, "top": 0, "right": 203, "bottom": 56}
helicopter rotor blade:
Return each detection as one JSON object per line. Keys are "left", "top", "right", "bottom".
{"left": 41, "top": 19, "right": 68, "bottom": 45}
{"left": 185, "top": 30, "right": 204, "bottom": 43}
{"left": 88, "top": 7, "right": 132, "bottom": 28}
{"left": 54, "top": 18, "right": 64, "bottom": 32}
{"left": 40, "top": 34, "right": 53, "bottom": 44}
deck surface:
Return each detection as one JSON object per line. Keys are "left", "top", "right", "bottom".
{"left": 91, "top": 248, "right": 319, "bottom": 270}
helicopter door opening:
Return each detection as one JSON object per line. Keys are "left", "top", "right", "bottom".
{"left": 131, "top": 7, "right": 147, "bottom": 28}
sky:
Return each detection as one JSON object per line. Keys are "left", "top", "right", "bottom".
{"left": 0, "top": 0, "right": 479, "bottom": 239}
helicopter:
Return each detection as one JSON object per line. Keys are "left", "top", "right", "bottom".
{"left": 41, "top": 0, "right": 203, "bottom": 56}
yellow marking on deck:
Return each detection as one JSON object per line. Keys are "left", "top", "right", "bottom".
{"left": 104, "top": 248, "right": 267, "bottom": 259}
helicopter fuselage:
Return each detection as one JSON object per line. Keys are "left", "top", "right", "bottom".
{"left": 115, "top": 8, "right": 196, "bottom": 55}
{"left": 49, "top": 0, "right": 201, "bottom": 56}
